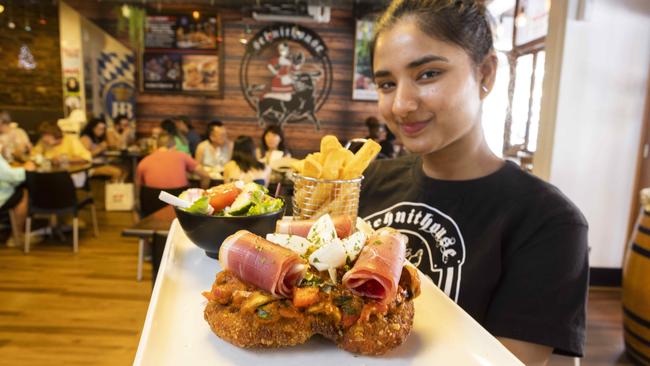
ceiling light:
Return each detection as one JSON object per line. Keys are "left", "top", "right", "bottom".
{"left": 192, "top": 10, "right": 200, "bottom": 20}
{"left": 0, "top": 5, "right": 5, "bottom": 14}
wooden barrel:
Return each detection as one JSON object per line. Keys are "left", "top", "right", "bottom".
{"left": 623, "top": 200, "right": 650, "bottom": 365}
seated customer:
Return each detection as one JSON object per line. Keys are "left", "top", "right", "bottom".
{"left": 80, "top": 118, "right": 124, "bottom": 181}
{"left": 160, "top": 119, "right": 190, "bottom": 155}
{"left": 195, "top": 120, "right": 232, "bottom": 171}
{"left": 223, "top": 136, "right": 269, "bottom": 185}
{"left": 136, "top": 133, "right": 208, "bottom": 190}
{"left": 32, "top": 121, "right": 91, "bottom": 164}
{"left": 106, "top": 114, "right": 135, "bottom": 150}
{"left": 258, "top": 124, "right": 291, "bottom": 166}
{"left": 175, "top": 116, "right": 201, "bottom": 156}
{"left": 0, "top": 150, "right": 35, "bottom": 247}
{"left": 364, "top": 116, "right": 392, "bottom": 159}
{"left": 0, "top": 111, "right": 32, "bottom": 162}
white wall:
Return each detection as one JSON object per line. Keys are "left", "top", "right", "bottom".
{"left": 540, "top": 0, "right": 650, "bottom": 268}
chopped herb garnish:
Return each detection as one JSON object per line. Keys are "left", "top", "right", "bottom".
{"left": 333, "top": 295, "right": 352, "bottom": 306}
{"left": 341, "top": 303, "right": 360, "bottom": 315}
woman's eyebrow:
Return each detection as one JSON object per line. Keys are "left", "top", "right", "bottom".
{"left": 373, "top": 54, "right": 449, "bottom": 79}
{"left": 407, "top": 55, "right": 449, "bottom": 69}
{"left": 374, "top": 70, "right": 391, "bottom": 78}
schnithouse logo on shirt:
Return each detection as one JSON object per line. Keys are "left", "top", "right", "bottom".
{"left": 364, "top": 202, "right": 466, "bottom": 302}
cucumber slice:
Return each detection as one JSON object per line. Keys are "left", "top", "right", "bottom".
{"left": 228, "top": 191, "right": 254, "bottom": 215}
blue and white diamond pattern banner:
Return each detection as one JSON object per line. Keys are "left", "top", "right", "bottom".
{"left": 98, "top": 51, "right": 136, "bottom": 123}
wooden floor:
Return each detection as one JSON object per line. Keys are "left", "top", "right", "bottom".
{"left": 0, "top": 189, "right": 636, "bottom": 365}
{"left": 0, "top": 193, "right": 152, "bottom": 366}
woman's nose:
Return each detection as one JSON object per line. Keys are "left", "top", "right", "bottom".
{"left": 392, "top": 83, "right": 418, "bottom": 118}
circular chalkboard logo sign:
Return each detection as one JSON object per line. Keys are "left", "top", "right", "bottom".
{"left": 239, "top": 23, "right": 332, "bottom": 130}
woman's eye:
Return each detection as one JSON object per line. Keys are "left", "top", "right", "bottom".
{"left": 418, "top": 70, "right": 441, "bottom": 80}
{"left": 377, "top": 81, "right": 395, "bottom": 91}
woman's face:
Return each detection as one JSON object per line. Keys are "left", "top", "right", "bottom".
{"left": 93, "top": 123, "right": 106, "bottom": 138}
{"left": 209, "top": 127, "right": 226, "bottom": 145}
{"left": 264, "top": 131, "right": 281, "bottom": 150}
{"left": 373, "top": 19, "right": 488, "bottom": 155}
{"left": 118, "top": 118, "right": 129, "bottom": 130}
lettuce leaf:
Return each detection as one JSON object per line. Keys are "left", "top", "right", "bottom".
{"left": 184, "top": 196, "right": 212, "bottom": 215}
{"left": 247, "top": 197, "right": 283, "bottom": 215}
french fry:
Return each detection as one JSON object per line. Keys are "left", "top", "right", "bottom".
{"left": 341, "top": 139, "right": 381, "bottom": 179}
{"left": 320, "top": 135, "right": 343, "bottom": 155}
{"left": 303, "top": 155, "right": 323, "bottom": 178}
{"left": 291, "top": 160, "right": 305, "bottom": 175}
{"left": 337, "top": 149, "right": 355, "bottom": 179}
{"left": 313, "top": 152, "right": 325, "bottom": 165}
{"left": 322, "top": 148, "right": 349, "bottom": 180}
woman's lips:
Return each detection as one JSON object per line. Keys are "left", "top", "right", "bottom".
{"left": 399, "top": 121, "right": 429, "bottom": 136}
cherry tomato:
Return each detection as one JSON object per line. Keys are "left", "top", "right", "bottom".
{"left": 208, "top": 184, "right": 241, "bottom": 212}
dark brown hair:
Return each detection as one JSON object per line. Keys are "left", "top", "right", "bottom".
{"left": 371, "top": 0, "right": 493, "bottom": 69}
{"left": 38, "top": 121, "right": 63, "bottom": 139}
{"left": 232, "top": 135, "right": 263, "bottom": 172}
{"left": 261, "top": 125, "right": 288, "bottom": 154}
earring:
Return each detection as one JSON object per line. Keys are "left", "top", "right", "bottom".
{"left": 481, "top": 85, "right": 489, "bottom": 93}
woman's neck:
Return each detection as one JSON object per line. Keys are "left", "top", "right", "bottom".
{"left": 421, "top": 121, "right": 503, "bottom": 181}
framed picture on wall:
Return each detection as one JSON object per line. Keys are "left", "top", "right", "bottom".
{"left": 352, "top": 17, "right": 377, "bottom": 101}
{"left": 181, "top": 54, "right": 219, "bottom": 91}
{"left": 514, "top": 0, "right": 549, "bottom": 47}
{"left": 142, "top": 52, "right": 182, "bottom": 92}
{"left": 140, "top": 11, "right": 223, "bottom": 96}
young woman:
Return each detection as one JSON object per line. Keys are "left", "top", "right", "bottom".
{"left": 106, "top": 114, "right": 135, "bottom": 150}
{"left": 80, "top": 118, "right": 124, "bottom": 181}
{"left": 258, "top": 125, "right": 291, "bottom": 166}
{"left": 359, "top": 1, "right": 588, "bottom": 364}
{"left": 223, "top": 136, "right": 269, "bottom": 185}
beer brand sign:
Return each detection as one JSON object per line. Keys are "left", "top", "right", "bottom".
{"left": 240, "top": 23, "right": 332, "bottom": 130}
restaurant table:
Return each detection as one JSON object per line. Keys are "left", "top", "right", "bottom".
{"left": 122, "top": 205, "right": 176, "bottom": 281}
{"left": 133, "top": 220, "right": 523, "bottom": 366}
{"left": 188, "top": 166, "right": 224, "bottom": 188}
{"left": 104, "top": 148, "right": 145, "bottom": 181}
{"left": 34, "top": 162, "right": 93, "bottom": 174}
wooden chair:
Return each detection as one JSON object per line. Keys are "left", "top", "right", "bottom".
{"left": 0, "top": 190, "right": 23, "bottom": 246}
{"left": 24, "top": 171, "right": 99, "bottom": 253}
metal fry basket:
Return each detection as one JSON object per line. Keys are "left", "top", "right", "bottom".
{"left": 290, "top": 173, "right": 363, "bottom": 220}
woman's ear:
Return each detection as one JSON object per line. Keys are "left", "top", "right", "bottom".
{"left": 478, "top": 52, "right": 498, "bottom": 99}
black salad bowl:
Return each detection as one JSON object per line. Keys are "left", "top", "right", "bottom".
{"left": 173, "top": 204, "right": 285, "bottom": 259}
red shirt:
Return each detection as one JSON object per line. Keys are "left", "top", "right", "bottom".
{"left": 136, "top": 149, "right": 197, "bottom": 189}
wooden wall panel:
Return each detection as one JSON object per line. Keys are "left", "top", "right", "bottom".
{"left": 135, "top": 7, "right": 377, "bottom": 157}
{"left": 0, "top": 1, "right": 63, "bottom": 133}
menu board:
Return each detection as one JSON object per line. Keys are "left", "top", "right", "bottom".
{"left": 181, "top": 55, "right": 219, "bottom": 91}
{"left": 143, "top": 52, "right": 182, "bottom": 91}
{"left": 141, "top": 12, "right": 222, "bottom": 95}
{"left": 145, "top": 14, "right": 219, "bottom": 50}
{"left": 145, "top": 16, "right": 177, "bottom": 48}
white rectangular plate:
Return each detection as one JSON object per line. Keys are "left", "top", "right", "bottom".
{"left": 134, "top": 220, "right": 523, "bottom": 366}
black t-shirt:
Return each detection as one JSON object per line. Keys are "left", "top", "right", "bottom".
{"left": 359, "top": 154, "right": 589, "bottom": 357}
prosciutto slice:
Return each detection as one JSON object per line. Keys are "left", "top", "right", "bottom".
{"left": 342, "top": 228, "right": 407, "bottom": 303}
{"left": 218, "top": 230, "right": 307, "bottom": 298}
{"left": 275, "top": 215, "right": 354, "bottom": 239}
